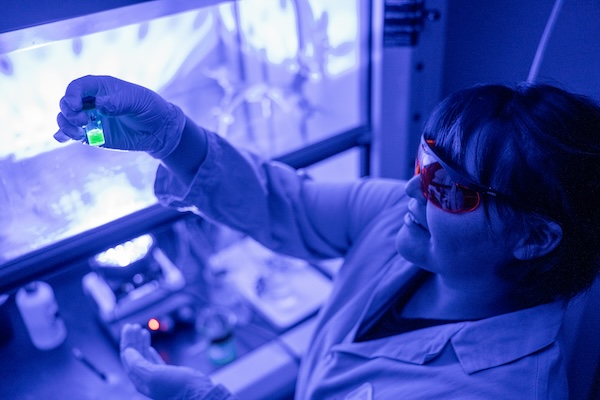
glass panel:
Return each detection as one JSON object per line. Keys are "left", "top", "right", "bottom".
{"left": 0, "top": 0, "right": 370, "bottom": 265}
{"left": 305, "top": 147, "right": 362, "bottom": 182}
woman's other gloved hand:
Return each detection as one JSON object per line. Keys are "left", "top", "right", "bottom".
{"left": 120, "top": 323, "right": 229, "bottom": 400}
{"left": 55, "top": 75, "right": 185, "bottom": 160}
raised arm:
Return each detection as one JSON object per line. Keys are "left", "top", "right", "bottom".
{"left": 56, "top": 75, "right": 406, "bottom": 260}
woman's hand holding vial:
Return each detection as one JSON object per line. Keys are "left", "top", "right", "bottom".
{"left": 54, "top": 75, "right": 186, "bottom": 159}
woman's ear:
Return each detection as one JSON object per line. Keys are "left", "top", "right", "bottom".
{"left": 513, "top": 219, "right": 563, "bottom": 260}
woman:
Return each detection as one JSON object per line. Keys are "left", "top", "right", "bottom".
{"left": 55, "top": 76, "right": 600, "bottom": 399}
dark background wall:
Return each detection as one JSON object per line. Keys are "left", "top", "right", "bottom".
{"left": 441, "top": 0, "right": 600, "bottom": 100}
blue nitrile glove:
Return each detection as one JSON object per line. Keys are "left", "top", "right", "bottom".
{"left": 55, "top": 75, "right": 185, "bottom": 160}
{"left": 120, "top": 323, "right": 233, "bottom": 400}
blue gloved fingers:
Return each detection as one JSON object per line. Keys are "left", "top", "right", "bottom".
{"left": 120, "top": 323, "right": 150, "bottom": 354}
{"left": 120, "top": 323, "right": 147, "bottom": 364}
{"left": 63, "top": 74, "right": 113, "bottom": 107}
{"left": 120, "top": 323, "right": 165, "bottom": 366}
{"left": 64, "top": 75, "right": 162, "bottom": 120}
{"left": 123, "top": 347, "right": 215, "bottom": 400}
{"left": 146, "top": 344, "right": 166, "bottom": 365}
{"left": 55, "top": 111, "right": 85, "bottom": 142}
{"left": 93, "top": 81, "right": 156, "bottom": 117}
{"left": 121, "top": 347, "right": 157, "bottom": 398}
{"left": 56, "top": 75, "right": 187, "bottom": 158}
{"left": 55, "top": 85, "right": 91, "bottom": 144}
{"left": 121, "top": 323, "right": 225, "bottom": 399}
{"left": 58, "top": 95, "right": 89, "bottom": 126}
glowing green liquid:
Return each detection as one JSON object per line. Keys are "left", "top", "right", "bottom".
{"left": 86, "top": 128, "right": 105, "bottom": 147}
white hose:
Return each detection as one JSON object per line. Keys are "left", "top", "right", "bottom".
{"left": 527, "top": 0, "right": 564, "bottom": 83}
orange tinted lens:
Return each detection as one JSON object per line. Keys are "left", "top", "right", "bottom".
{"left": 419, "top": 160, "right": 481, "bottom": 213}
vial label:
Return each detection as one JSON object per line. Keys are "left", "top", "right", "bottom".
{"left": 86, "top": 128, "right": 105, "bottom": 146}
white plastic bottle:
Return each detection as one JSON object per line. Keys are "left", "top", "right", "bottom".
{"left": 16, "top": 281, "right": 67, "bottom": 350}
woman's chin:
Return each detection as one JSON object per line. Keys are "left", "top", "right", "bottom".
{"left": 395, "top": 225, "right": 431, "bottom": 268}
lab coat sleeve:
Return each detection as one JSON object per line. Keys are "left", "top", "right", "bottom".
{"left": 154, "top": 129, "right": 406, "bottom": 260}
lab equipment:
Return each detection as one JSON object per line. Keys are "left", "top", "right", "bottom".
{"left": 82, "top": 96, "right": 105, "bottom": 147}
{"left": 15, "top": 281, "right": 67, "bottom": 350}
{"left": 208, "top": 237, "right": 332, "bottom": 330}
{"left": 71, "top": 347, "right": 108, "bottom": 382}
{"left": 82, "top": 234, "right": 189, "bottom": 342}
{"left": 204, "top": 263, "right": 253, "bottom": 326}
{"left": 195, "top": 306, "right": 237, "bottom": 365}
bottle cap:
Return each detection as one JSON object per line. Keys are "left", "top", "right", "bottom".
{"left": 24, "top": 282, "right": 39, "bottom": 293}
{"left": 82, "top": 96, "right": 96, "bottom": 110}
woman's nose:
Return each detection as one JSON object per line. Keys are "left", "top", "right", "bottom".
{"left": 405, "top": 175, "right": 427, "bottom": 204}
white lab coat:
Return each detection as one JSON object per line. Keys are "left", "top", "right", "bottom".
{"left": 154, "top": 129, "right": 568, "bottom": 399}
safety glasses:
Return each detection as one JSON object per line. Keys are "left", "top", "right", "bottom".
{"left": 415, "top": 137, "right": 501, "bottom": 213}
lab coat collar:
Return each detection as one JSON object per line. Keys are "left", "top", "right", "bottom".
{"left": 332, "top": 322, "right": 465, "bottom": 365}
{"left": 451, "top": 300, "right": 565, "bottom": 374}
{"left": 331, "top": 300, "right": 565, "bottom": 375}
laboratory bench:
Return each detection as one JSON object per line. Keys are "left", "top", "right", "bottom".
{"left": 0, "top": 221, "right": 331, "bottom": 400}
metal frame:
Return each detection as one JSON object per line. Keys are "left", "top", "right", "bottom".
{"left": 369, "top": 0, "right": 447, "bottom": 180}
{"left": 0, "top": 0, "right": 229, "bottom": 53}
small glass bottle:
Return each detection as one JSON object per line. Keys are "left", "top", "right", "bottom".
{"left": 195, "top": 306, "right": 237, "bottom": 365}
{"left": 82, "top": 96, "right": 105, "bottom": 147}
{"left": 16, "top": 281, "right": 67, "bottom": 350}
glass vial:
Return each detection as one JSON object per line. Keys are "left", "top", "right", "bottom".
{"left": 195, "top": 306, "right": 237, "bottom": 365}
{"left": 82, "top": 96, "right": 105, "bottom": 147}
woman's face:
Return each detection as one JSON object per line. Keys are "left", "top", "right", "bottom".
{"left": 396, "top": 175, "right": 518, "bottom": 284}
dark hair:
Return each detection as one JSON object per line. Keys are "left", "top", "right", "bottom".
{"left": 423, "top": 82, "right": 600, "bottom": 304}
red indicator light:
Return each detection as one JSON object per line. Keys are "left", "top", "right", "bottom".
{"left": 148, "top": 318, "right": 160, "bottom": 331}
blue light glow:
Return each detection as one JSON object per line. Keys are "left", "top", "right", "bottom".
{"left": 94, "top": 234, "right": 154, "bottom": 267}
{"left": 0, "top": 0, "right": 366, "bottom": 264}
